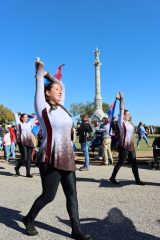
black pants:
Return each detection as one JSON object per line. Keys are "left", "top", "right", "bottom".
{"left": 25, "top": 163, "right": 81, "bottom": 232}
{"left": 17, "top": 144, "right": 33, "bottom": 175}
{"left": 111, "top": 146, "right": 140, "bottom": 181}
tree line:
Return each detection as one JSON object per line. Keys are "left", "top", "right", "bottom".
{"left": 0, "top": 102, "right": 159, "bottom": 135}
{"left": 0, "top": 104, "right": 14, "bottom": 125}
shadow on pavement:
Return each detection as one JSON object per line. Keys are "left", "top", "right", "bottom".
{"left": 103, "top": 179, "right": 160, "bottom": 188}
{"left": 76, "top": 177, "right": 160, "bottom": 188}
{"left": 57, "top": 207, "right": 160, "bottom": 240}
{"left": 0, "top": 171, "right": 14, "bottom": 176}
{"left": 0, "top": 206, "right": 70, "bottom": 238}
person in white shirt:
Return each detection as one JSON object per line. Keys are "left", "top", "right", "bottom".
{"left": 21, "top": 59, "right": 92, "bottom": 240}
{"left": 110, "top": 92, "right": 145, "bottom": 185}
{"left": 14, "top": 113, "right": 37, "bottom": 177}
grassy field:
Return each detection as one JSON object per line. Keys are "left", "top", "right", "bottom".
{"left": 75, "top": 135, "right": 159, "bottom": 152}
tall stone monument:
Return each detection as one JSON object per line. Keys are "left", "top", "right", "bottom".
{"left": 91, "top": 48, "right": 106, "bottom": 122}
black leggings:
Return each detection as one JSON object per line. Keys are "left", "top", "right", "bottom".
{"left": 111, "top": 146, "right": 140, "bottom": 181}
{"left": 17, "top": 144, "right": 33, "bottom": 175}
{"left": 25, "top": 163, "right": 81, "bottom": 232}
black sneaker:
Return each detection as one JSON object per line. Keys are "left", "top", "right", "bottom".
{"left": 109, "top": 178, "right": 119, "bottom": 185}
{"left": 136, "top": 180, "right": 145, "bottom": 186}
{"left": 22, "top": 217, "right": 38, "bottom": 236}
{"left": 26, "top": 174, "right": 33, "bottom": 178}
{"left": 15, "top": 167, "right": 20, "bottom": 176}
{"left": 71, "top": 231, "right": 92, "bottom": 240}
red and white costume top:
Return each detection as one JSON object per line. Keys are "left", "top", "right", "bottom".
{"left": 118, "top": 101, "right": 134, "bottom": 151}
{"left": 14, "top": 113, "right": 36, "bottom": 148}
{"left": 35, "top": 65, "right": 75, "bottom": 171}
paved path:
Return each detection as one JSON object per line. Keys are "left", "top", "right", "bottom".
{"left": 0, "top": 152, "right": 160, "bottom": 240}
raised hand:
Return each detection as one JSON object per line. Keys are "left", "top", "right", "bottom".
{"left": 35, "top": 57, "right": 44, "bottom": 75}
{"left": 116, "top": 92, "right": 123, "bottom": 100}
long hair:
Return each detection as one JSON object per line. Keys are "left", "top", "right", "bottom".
{"left": 44, "top": 83, "right": 54, "bottom": 102}
{"left": 124, "top": 109, "right": 129, "bottom": 115}
{"left": 138, "top": 122, "right": 143, "bottom": 128}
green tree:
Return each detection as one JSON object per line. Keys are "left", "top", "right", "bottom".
{"left": 0, "top": 104, "right": 14, "bottom": 125}
{"left": 70, "top": 101, "right": 109, "bottom": 119}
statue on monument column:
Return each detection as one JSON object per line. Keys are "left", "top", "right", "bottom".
{"left": 94, "top": 48, "right": 100, "bottom": 62}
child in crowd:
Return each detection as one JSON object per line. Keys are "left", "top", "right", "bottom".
{"left": 3, "top": 129, "right": 11, "bottom": 161}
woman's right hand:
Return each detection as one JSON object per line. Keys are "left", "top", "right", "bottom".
{"left": 35, "top": 57, "right": 44, "bottom": 75}
{"left": 116, "top": 92, "right": 123, "bottom": 100}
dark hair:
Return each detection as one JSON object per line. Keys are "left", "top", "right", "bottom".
{"left": 20, "top": 113, "right": 27, "bottom": 122}
{"left": 44, "top": 83, "right": 54, "bottom": 101}
{"left": 124, "top": 109, "right": 129, "bottom": 115}
{"left": 138, "top": 122, "right": 143, "bottom": 127}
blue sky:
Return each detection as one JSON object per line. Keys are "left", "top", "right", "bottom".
{"left": 0, "top": 0, "right": 160, "bottom": 125}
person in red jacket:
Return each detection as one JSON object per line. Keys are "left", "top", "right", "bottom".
{"left": 9, "top": 126, "right": 17, "bottom": 160}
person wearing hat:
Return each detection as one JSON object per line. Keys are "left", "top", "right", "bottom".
{"left": 110, "top": 92, "right": 145, "bottom": 185}
{"left": 22, "top": 58, "right": 92, "bottom": 240}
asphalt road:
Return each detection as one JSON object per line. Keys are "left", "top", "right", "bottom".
{"left": 0, "top": 157, "right": 160, "bottom": 240}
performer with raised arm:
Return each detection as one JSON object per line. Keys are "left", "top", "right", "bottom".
{"left": 22, "top": 58, "right": 92, "bottom": 240}
{"left": 14, "top": 112, "right": 37, "bottom": 177}
{"left": 110, "top": 92, "right": 145, "bottom": 185}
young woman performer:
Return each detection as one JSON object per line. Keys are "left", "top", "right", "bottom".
{"left": 22, "top": 58, "right": 92, "bottom": 240}
{"left": 110, "top": 92, "right": 145, "bottom": 185}
{"left": 14, "top": 113, "right": 37, "bottom": 177}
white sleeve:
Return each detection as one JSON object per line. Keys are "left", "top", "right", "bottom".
{"left": 14, "top": 113, "right": 20, "bottom": 128}
{"left": 34, "top": 67, "right": 46, "bottom": 118}
{"left": 118, "top": 99, "right": 125, "bottom": 129}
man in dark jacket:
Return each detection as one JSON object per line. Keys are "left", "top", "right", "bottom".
{"left": 77, "top": 114, "right": 93, "bottom": 171}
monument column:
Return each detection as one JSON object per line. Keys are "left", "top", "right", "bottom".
{"left": 91, "top": 48, "right": 105, "bottom": 121}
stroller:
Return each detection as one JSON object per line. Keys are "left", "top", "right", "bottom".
{"left": 151, "top": 137, "right": 160, "bottom": 170}
{"left": 90, "top": 130, "right": 103, "bottom": 158}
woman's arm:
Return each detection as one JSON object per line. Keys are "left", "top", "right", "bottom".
{"left": 14, "top": 112, "right": 20, "bottom": 128}
{"left": 34, "top": 59, "right": 46, "bottom": 117}
{"left": 117, "top": 92, "right": 125, "bottom": 128}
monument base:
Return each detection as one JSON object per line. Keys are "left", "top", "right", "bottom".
{"left": 91, "top": 110, "right": 108, "bottom": 122}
